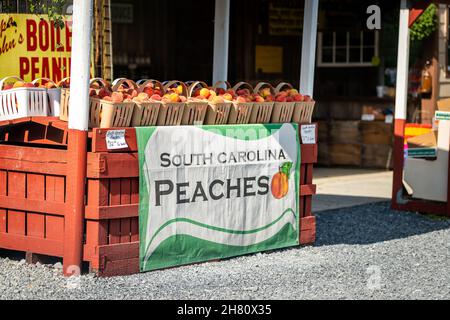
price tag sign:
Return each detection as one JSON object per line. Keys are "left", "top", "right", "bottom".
{"left": 300, "top": 124, "right": 316, "bottom": 144}
{"left": 106, "top": 130, "right": 128, "bottom": 150}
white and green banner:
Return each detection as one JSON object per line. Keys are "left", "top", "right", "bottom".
{"left": 136, "top": 123, "right": 301, "bottom": 272}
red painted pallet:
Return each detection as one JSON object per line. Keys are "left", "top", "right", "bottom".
{"left": 0, "top": 119, "right": 318, "bottom": 276}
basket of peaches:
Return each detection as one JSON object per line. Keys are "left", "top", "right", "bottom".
{"left": 275, "top": 83, "right": 315, "bottom": 124}
{"left": 251, "top": 82, "right": 276, "bottom": 123}
{"left": 88, "top": 78, "right": 136, "bottom": 128}
{"left": 132, "top": 79, "right": 165, "bottom": 127}
{"left": 227, "top": 82, "right": 255, "bottom": 124}
{"left": 157, "top": 81, "right": 188, "bottom": 126}
{"left": 0, "top": 76, "right": 49, "bottom": 121}
{"left": 184, "top": 81, "right": 211, "bottom": 125}
{"left": 32, "top": 78, "right": 61, "bottom": 117}
{"left": 188, "top": 81, "right": 234, "bottom": 125}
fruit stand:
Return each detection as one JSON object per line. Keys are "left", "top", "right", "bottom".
{"left": 0, "top": 0, "right": 320, "bottom": 276}
{"left": 0, "top": 103, "right": 318, "bottom": 277}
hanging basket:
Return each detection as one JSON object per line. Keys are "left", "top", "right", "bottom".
{"left": 251, "top": 82, "right": 275, "bottom": 124}
{"left": 131, "top": 79, "right": 163, "bottom": 127}
{"left": 184, "top": 81, "right": 209, "bottom": 125}
{"left": 0, "top": 76, "right": 49, "bottom": 122}
{"left": 272, "top": 82, "right": 296, "bottom": 123}
{"left": 32, "top": 78, "right": 61, "bottom": 117}
{"left": 228, "top": 82, "right": 254, "bottom": 124}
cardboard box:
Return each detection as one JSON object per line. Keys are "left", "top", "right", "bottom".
{"left": 437, "top": 98, "right": 450, "bottom": 112}
{"left": 406, "top": 131, "right": 437, "bottom": 149}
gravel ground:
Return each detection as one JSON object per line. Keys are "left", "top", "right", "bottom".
{"left": 1, "top": 202, "right": 449, "bottom": 300}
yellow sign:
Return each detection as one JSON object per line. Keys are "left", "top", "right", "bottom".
{"left": 0, "top": 14, "right": 94, "bottom": 83}
{"left": 255, "top": 46, "right": 283, "bottom": 74}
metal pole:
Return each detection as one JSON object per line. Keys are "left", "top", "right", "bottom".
{"left": 212, "top": 0, "right": 230, "bottom": 84}
{"left": 300, "top": 0, "right": 319, "bottom": 97}
{"left": 63, "top": 0, "right": 93, "bottom": 277}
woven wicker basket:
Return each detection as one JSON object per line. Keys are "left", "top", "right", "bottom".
{"left": 132, "top": 79, "right": 163, "bottom": 127}
{"left": 251, "top": 82, "right": 275, "bottom": 124}
{"left": 272, "top": 82, "right": 296, "bottom": 123}
{"left": 58, "top": 77, "right": 70, "bottom": 121}
{"left": 203, "top": 81, "right": 233, "bottom": 125}
{"left": 292, "top": 101, "right": 316, "bottom": 124}
{"left": 88, "top": 78, "right": 135, "bottom": 128}
{"left": 184, "top": 81, "right": 209, "bottom": 125}
{"left": 228, "top": 82, "right": 254, "bottom": 124}
{"left": 157, "top": 80, "right": 187, "bottom": 126}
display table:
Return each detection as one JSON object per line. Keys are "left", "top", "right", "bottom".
{"left": 0, "top": 118, "right": 317, "bottom": 276}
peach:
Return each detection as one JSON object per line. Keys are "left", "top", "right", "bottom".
{"left": 235, "top": 96, "right": 247, "bottom": 103}
{"left": 13, "top": 81, "right": 25, "bottom": 88}
{"left": 222, "top": 93, "right": 233, "bottom": 101}
{"left": 253, "top": 95, "right": 265, "bottom": 103}
{"left": 99, "top": 88, "right": 111, "bottom": 99}
{"left": 260, "top": 88, "right": 272, "bottom": 98}
{"left": 138, "top": 92, "right": 149, "bottom": 100}
{"left": 45, "top": 82, "right": 56, "bottom": 89}
{"left": 199, "top": 88, "right": 210, "bottom": 99}
{"left": 151, "top": 94, "right": 162, "bottom": 101}
{"left": 111, "top": 92, "right": 124, "bottom": 103}
{"left": 211, "top": 96, "right": 225, "bottom": 104}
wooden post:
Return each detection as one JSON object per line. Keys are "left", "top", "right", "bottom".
{"left": 63, "top": 0, "right": 93, "bottom": 276}
{"left": 392, "top": 0, "right": 410, "bottom": 209}
{"left": 300, "top": 0, "right": 319, "bottom": 97}
{"left": 212, "top": 0, "right": 230, "bottom": 84}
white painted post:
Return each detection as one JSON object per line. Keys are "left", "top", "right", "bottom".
{"left": 68, "top": 0, "right": 93, "bottom": 131}
{"left": 213, "top": 0, "right": 230, "bottom": 84}
{"left": 300, "top": 0, "right": 319, "bottom": 97}
{"left": 395, "top": 0, "right": 410, "bottom": 121}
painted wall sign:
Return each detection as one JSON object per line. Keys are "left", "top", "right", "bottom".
{"left": 0, "top": 14, "right": 94, "bottom": 82}
{"left": 136, "top": 124, "right": 301, "bottom": 272}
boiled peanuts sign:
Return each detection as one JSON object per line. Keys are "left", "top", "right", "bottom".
{"left": 0, "top": 14, "right": 94, "bottom": 82}
{"left": 136, "top": 124, "right": 301, "bottom": 272}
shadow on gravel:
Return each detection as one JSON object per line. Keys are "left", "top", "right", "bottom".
{"left": 315, "top": 201, "right": 450, "bottom": 246}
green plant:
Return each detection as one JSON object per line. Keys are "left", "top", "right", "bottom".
{"left": 27, "top": 0, "right": 67, "bottom": 29}
{"left": 410, "top": 3, "right": 438, "bottom": 41}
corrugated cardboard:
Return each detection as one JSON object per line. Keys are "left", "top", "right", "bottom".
{"left": 406, "top": 131, "right": 437, "bottom": 149}
{"left": 437, "top": 98, "right": 450, "bottom": 111}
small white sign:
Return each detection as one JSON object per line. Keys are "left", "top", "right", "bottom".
{"left": 362, "top": 114, "right": 375, "bottom": 121}
{"left": 300, "top": 124, "right": 316, "bottom": 144}
{"left": 385, "top": 114, "right": 394, "bottom": 124}
{"left": 106, "top": 130, "right": 128, "bottom": 150}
